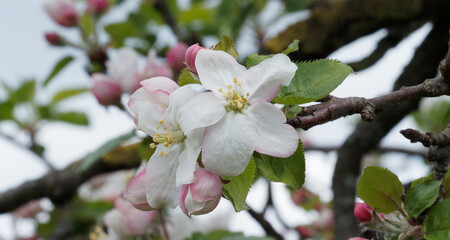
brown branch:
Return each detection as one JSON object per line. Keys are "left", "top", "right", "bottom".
{"left": 246, "top": 204, "right": 283, "bottom": 240}
{"left": 401, "top": 124, "right": 450, "bottom": 147}
{"left": 0, "top": 143, "right": 141, "bottom": 214}
{"left": 286, "top": 77, "right": 450, "bottom": 130}
{"left": 304, "top": 145, "right": 425, "bottom": 157}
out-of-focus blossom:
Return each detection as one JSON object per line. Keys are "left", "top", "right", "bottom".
{"left": 185, "top": 43, "right": 204, "bottom": 74}
{"left": 143, "top": 50, "right": 173, "bottom": 79}
{"left": 178, "top": 49, "right": 298, "bottom": 176}
{"left": 292, "top": 187, "right": 316, "bottom": 206}
{"left": 104, "top": 197, "right": 156, "bottom": 238}
{"left": 106, "top": 48, "right": 142, "bottom": 93}
{"left": 124, "top": 168, "right": 152, "bottom": 211}
{"left": 44, "top": 0, "right": 78, "bottom": 27}
{"left": 91, "top": 74, "right": 122, "bottom": 106}
{"left": 87, "top": 0, "right": 109, "bottom": 14}
{"left": 179, "top": 168, "right": 222, "bottom": 217}
{"left": 166, "top": 42, "right": 189, "bottom": 72}
{"left": 78, "top": 170, "right": 134, "bottom": 202}
{"left": 296, "top": 226, "right": 313, "bottom": 239}
{"left": 12, "top": 200, "right": 42, "bottom": 219}
{"left": 127, "top": 78, "right": 204, "bottom": 210}
{"left": 44, "top": 32, "right": 64, "bottom": 46}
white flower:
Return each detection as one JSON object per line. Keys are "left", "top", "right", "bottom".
{"left": 178, "top": 50, "right": 299, "bottom": 176}
{"left": 127, "top": 77, "right": 204, "bottom": 209}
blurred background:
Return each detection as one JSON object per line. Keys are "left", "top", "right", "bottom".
{"left": 0, "top": 0, "right": 449, "bottom": 239}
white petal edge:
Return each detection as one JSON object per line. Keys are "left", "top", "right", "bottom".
{"left": 246, "top": 101, "right": 299, "bottom": 157}
{"left": 175, "top": 143, "right": 201, "bottom": 187}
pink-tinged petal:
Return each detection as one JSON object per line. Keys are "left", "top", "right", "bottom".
{"left": 246, "top": 101, "right": 299, "bottom": 157}
{"left": 164, "top": 85, "right": 203, "bottom": 128}
{"left": 91, "top": 74, "right": 122, "bottom": 106}
{"left": 123, "top": 168, "right": 152, "bottom": 211}
{"left": 190, "top": 168, "right": 222, "bottom": 202}
{"left": 196, "top": 50, "right": 247, "bottom": 97}
{"left": 128, "top": 88, "right": 165, "bottom": 136}
{"left": 191, "top": 195, "right": 221, "bottom": 216}
{"left": 107, "top": 48, "right": 140, "bottom": 93}
{"left": 175, "top": 144, "right": 201, "bottom": 186}
{"left": 202, "top": 113, "right": 257, "bottom": 176}
{"left": 245, "top": 54, "right": 297, "bottom": 103}
{"left": 44, "top": 0, "right": 78, "bottom": 27}
{"left": 178, "top": 185, "right": 189, "bottom": 216}
{"left": 113, "top": 197, "right": 155, "bottom": 236}
{"left": 140, "top": 77, "right": 179, "bottom": 95}
{"left": 104, "top": 209, "right": 129, "bottom": 237}
{"left": 146, "top": 144, "right": 182, "bottom": 209}
{"left": 166, "top": 42, "right": 189, "bottom": 72}
{"left": 178, "top": 92, "right": 226, "bottom": 134}
{"left": 183, "top": 188, "right": 206, "bottom": 217}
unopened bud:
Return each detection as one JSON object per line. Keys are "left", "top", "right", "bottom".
{"left": 296, "top": 226, "right": 313, "bottom": 238}
{"left": 166, "top": 42, "right": 189, "bottom": 72}
{"left": 87, "top": 0, "right": 109, "bottom": 15}
{"left": 185, "top": 43, "right": 204, "bottom": 74}
{"left": 45, "top": 32, "right": 64, "bottom": 46}
{"left": 44, "top": 0, "right": 78, "bottom": 27}
{"left": 354, "top": 202, "right": 373, "bottom": 223}
{"left": 91, "top": 74, "right": 122, "bottom": 106}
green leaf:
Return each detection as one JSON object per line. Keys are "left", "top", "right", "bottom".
{"left": 222, "top": 157, "right": 256, "bottom": 212}
{"left": 44, "top": 56, "right": 74, "bottom": 86}
{"left": 413, "top": 100, "right": 450, "bottom": 132}
{"left": 424, "top": 199, "right": 450, "bottom": 240}
{"left": 53, "top": 112, "right": 89, "bottom": 125}
{"left": 246, "top": 53, "right": 273, "bottom": 68}
{"left": 254, "top": 140, "right": 305, "bottom": 190}
{"left": 282, "top": 105, "right": 302, "bottom": 118}
{"left": 282, "top": 40, "right": 300, "bottom": 55}
{"left": 273, "top": 60, "right": 353, "bottom": 105}
{"left": 405, "top": 179, "right": 440, "bottom": 218}
{"left": 78, "top": 130, "right": 136, "bottom": 171}
{"left": 214, "top": 35, "right": 238, "bottom": 58}
{"left": 51, "top": 88, "right": 89, "bottom": 104}
{"left": 10, "top": 80, "right": 36, "bottom": 103}
{"left": 79, "top": 13, "right": 94, "bottom": 42}
{"left": 444, "top": 166, "right": 450, "bottom": 199}
{"left": 105, "top": 21, "right": 137, "bottom": 47}
{"left": 0, "top": 101, "right": 14, "bottom": 120}
{"left": 178, "top": 69, "right": 201, "bottom": 86}
{"left": 357, "top": 166, "right": 404, "bottom": 214}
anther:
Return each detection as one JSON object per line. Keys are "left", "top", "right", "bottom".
{"left": 233, "top": 77, "right": 238, "bottom": 84}
{"left": 159, "top": 120, "right": 164, "bottom": 125}
{"left": 159, "top": 151, "right": 164, "bottom": 156}
{"left": 227, "top": 85, "right": 232, "bottom": 89}
{"left": 149, "top": 143, "right": 156, "bottom": 149}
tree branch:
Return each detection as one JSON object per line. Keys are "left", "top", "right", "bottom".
{"left": 304, "top": 145, "right": 425, "bottom": 157}
{"left": 0, "top": 143, "right": 141, "bottom": 214}
{"left": 246, "top": 204, "right": 283, "bottom": 240}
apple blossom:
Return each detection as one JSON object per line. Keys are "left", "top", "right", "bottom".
{"left": 185, "top": 43, "right": 205, "bottom": 74}
{"left": 106, "top": 48, "right": 142, "bottom": 93}
{"left": 44, "top": 32, "right": 63, "bottom": 46}
{"left": 179, "top": 168, "right": 222, "bottom": 217}
{"left": 178, "top": 49, "right": 299, "bottom": 176}
{"left": 44, "top": 0, "right": 78, "bottom": 27}
{"left": 354, "top": 202, "right": 374, "bottom": 223}
{"left": 166, "top": 42, "right": 189, "bottom": 72}
{"left": 91, "top": 74, "right": 122, "bottom": 106}
{"left": 12, "top": 200, "right": 42, "bottom": 219}
{"left": 87, "top": 0, "right": 109, "bottom": 14}
{"left": 127, "top": 77, "right": 205, "bottom": 210}
{"left": 104, "top": 197, "right": 156, "bottom": 238}
{"left": 142, "top": 50, "right": 173, "bottom": 79}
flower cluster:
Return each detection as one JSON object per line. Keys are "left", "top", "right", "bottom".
{"left": 124, "top": 45, "right": 299, "bottom": 216}
{"left": 44, "top": 0, "right": 110, "bottom": 28}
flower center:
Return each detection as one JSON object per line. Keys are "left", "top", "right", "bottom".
{"left": 219, "top": 77, "right": 250, "bottom": 113}
{"left": 149, "top": 120, "right": 186, "bottom": 157}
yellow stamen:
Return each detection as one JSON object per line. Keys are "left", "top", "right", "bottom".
{"left": 159, "top": 120, "right": 164, "bottom": 125}
{"left": 149, "top": 143, "right": 156, "bottom": 149}
{"left": 164, "top": 152, "right": 169, "bottom": 157}
{"left": 159, "top": 151, "right": 164, "bottom": 156}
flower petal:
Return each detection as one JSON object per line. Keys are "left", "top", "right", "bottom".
{"left": 140, "top": 77, "right": 179, "bottom": 110}
{"left": 184, "top": 188, "right": 206, "bottom": 217}
{"left": 247, "top": 101, "right": 299, "bottom": 157}
{"left": 190, "top": 168, "right": 222, "bottom": 202}
{"left": 202, "top": 113, "right": 257, "bottom": 176}
{"left": 108, "top": 48, "right": 141, "bottom": 93}
{"left": 164, "top": 85, "right": 203, "bottom": 128}
{"left": 146, "top": 144, "right": 183, "bottom": 209}
{"left": 175, "top": 144, "right": 201, "bottom": 186}
{"left": 128, "top": 87, "right": 165, "bottom": 136}
{"left": 245, "top": 54, "right": 297, "bottom": 102}
{"left": 178, "top": 92, "right": 226, "bottom": 134}
{"left": 123, "top": 168, "right": 152, "bottom": 211}
{"left": 196, "top": 49, "right": 247, "bottom": 97}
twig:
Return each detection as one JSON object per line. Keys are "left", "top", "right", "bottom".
{"left": 401, "top": 124, "right": 450, "bottom": 147}
{"left": 246, "top": 204, "right": 283, "bottom": 240}
{"left": 304, "top": 145, "right": 425, "bottom": 157}
{"left": 158, "top": 209, "right": 170, "bottom": 240}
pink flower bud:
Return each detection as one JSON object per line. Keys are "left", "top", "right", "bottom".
{"left": 104, "top": 197, "right": 156, "bottom": 237}
{"left": 123, "top": 168, "right": 153, "bottom": 211}
{"left": 87, "top": 0, "right": 109, "bottom": 14}
{"left": 166, "top": 42, "right": 189, "bottom": 72}
{"left": 354, "top": 202, "right": 373, "bottom": 223}
{"left": 13, "top": 200, "right": 42, "bottom": 219}
{"left": 185, "top": 43, "right": 204, "bottom": 74}
{"left": 179, "top": 168, "right": 222, "bottom": 217}
{"left": 296, "top": 226, "right": 313, "bottom": 238}
{"left": 291, "top": 187, "right": 315, "bottom": 205}
{"left": 143, "top": 50, "right": 173, "bottom": 79}
{"left": 45, "top": 32, "right": 64, "bottom": 46}
{"left": 348, "top": 238, "right": 369, "bottom": 240}
{"left": 91, "top": 74, "right": 122, "bottom": 106}
{"left": 44, "top": 0, "right": 78, "bottom": 27}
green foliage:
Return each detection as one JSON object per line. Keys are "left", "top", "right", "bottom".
{"left": 51, "top": 88, "right": 89, "bottom": 104}
{"left": 282, "top": 40, "right": 300, "bottom": 55}
{"left": 254, "top": 140, "right": 305, "bottom": 190}
{"left": 222, "top": 157, "right": 256, "bottom": 212}
{"left": 139, "top": 136, "right": 157, "bottom": 161}
{"left": 246, "top": 54, "right": 273, "bottom": 68}
{"left": 357, "top": 166, "right": 404, "bottom": 214}
{"left": 185, "top": 231, "right": 275, "bottom": 240}
{"left": 404, "top": 179, "right": 440, "bottom": 218}
{"left": 0, "top": 101, "right": 14, "bottom": 120}
{"left": 424, "top": 199, "right": 450, "bottom": 240}
{"left": 8, "top": 80, "right": 36, "bottom": 103}
{"left": 178, "top": 69, "right": 201, "bottom": 86}
{"left": 444, "top": 167, "right": 450, "bottom": 199}
{"left": 273, "top": 60, "right": 353, "bottom": 105}
{"left": 214, "top": 35, "right": 238, "bottom": 58}
{"left": 44, "top": 56, "right": 74, "bottom": 86}
{"left": 79, "top": 13, "right": 94, "bottom": 42}
{"left": 412, "top": 100, "right": 450, "bottom": 132}
{"left": 79, "top": 130, "right": 136, "bottom": 171}
{"left": 53, "top": 112, "right": 89, "bottom": 126}
{"left": 284, "top": 0, "right": 312, "bottom": 12}
{"left": 105, "top": 21, "right": 138, "bottom": 48}
{"left": 282, "top": 105, "right": 302, "bottom": 118}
